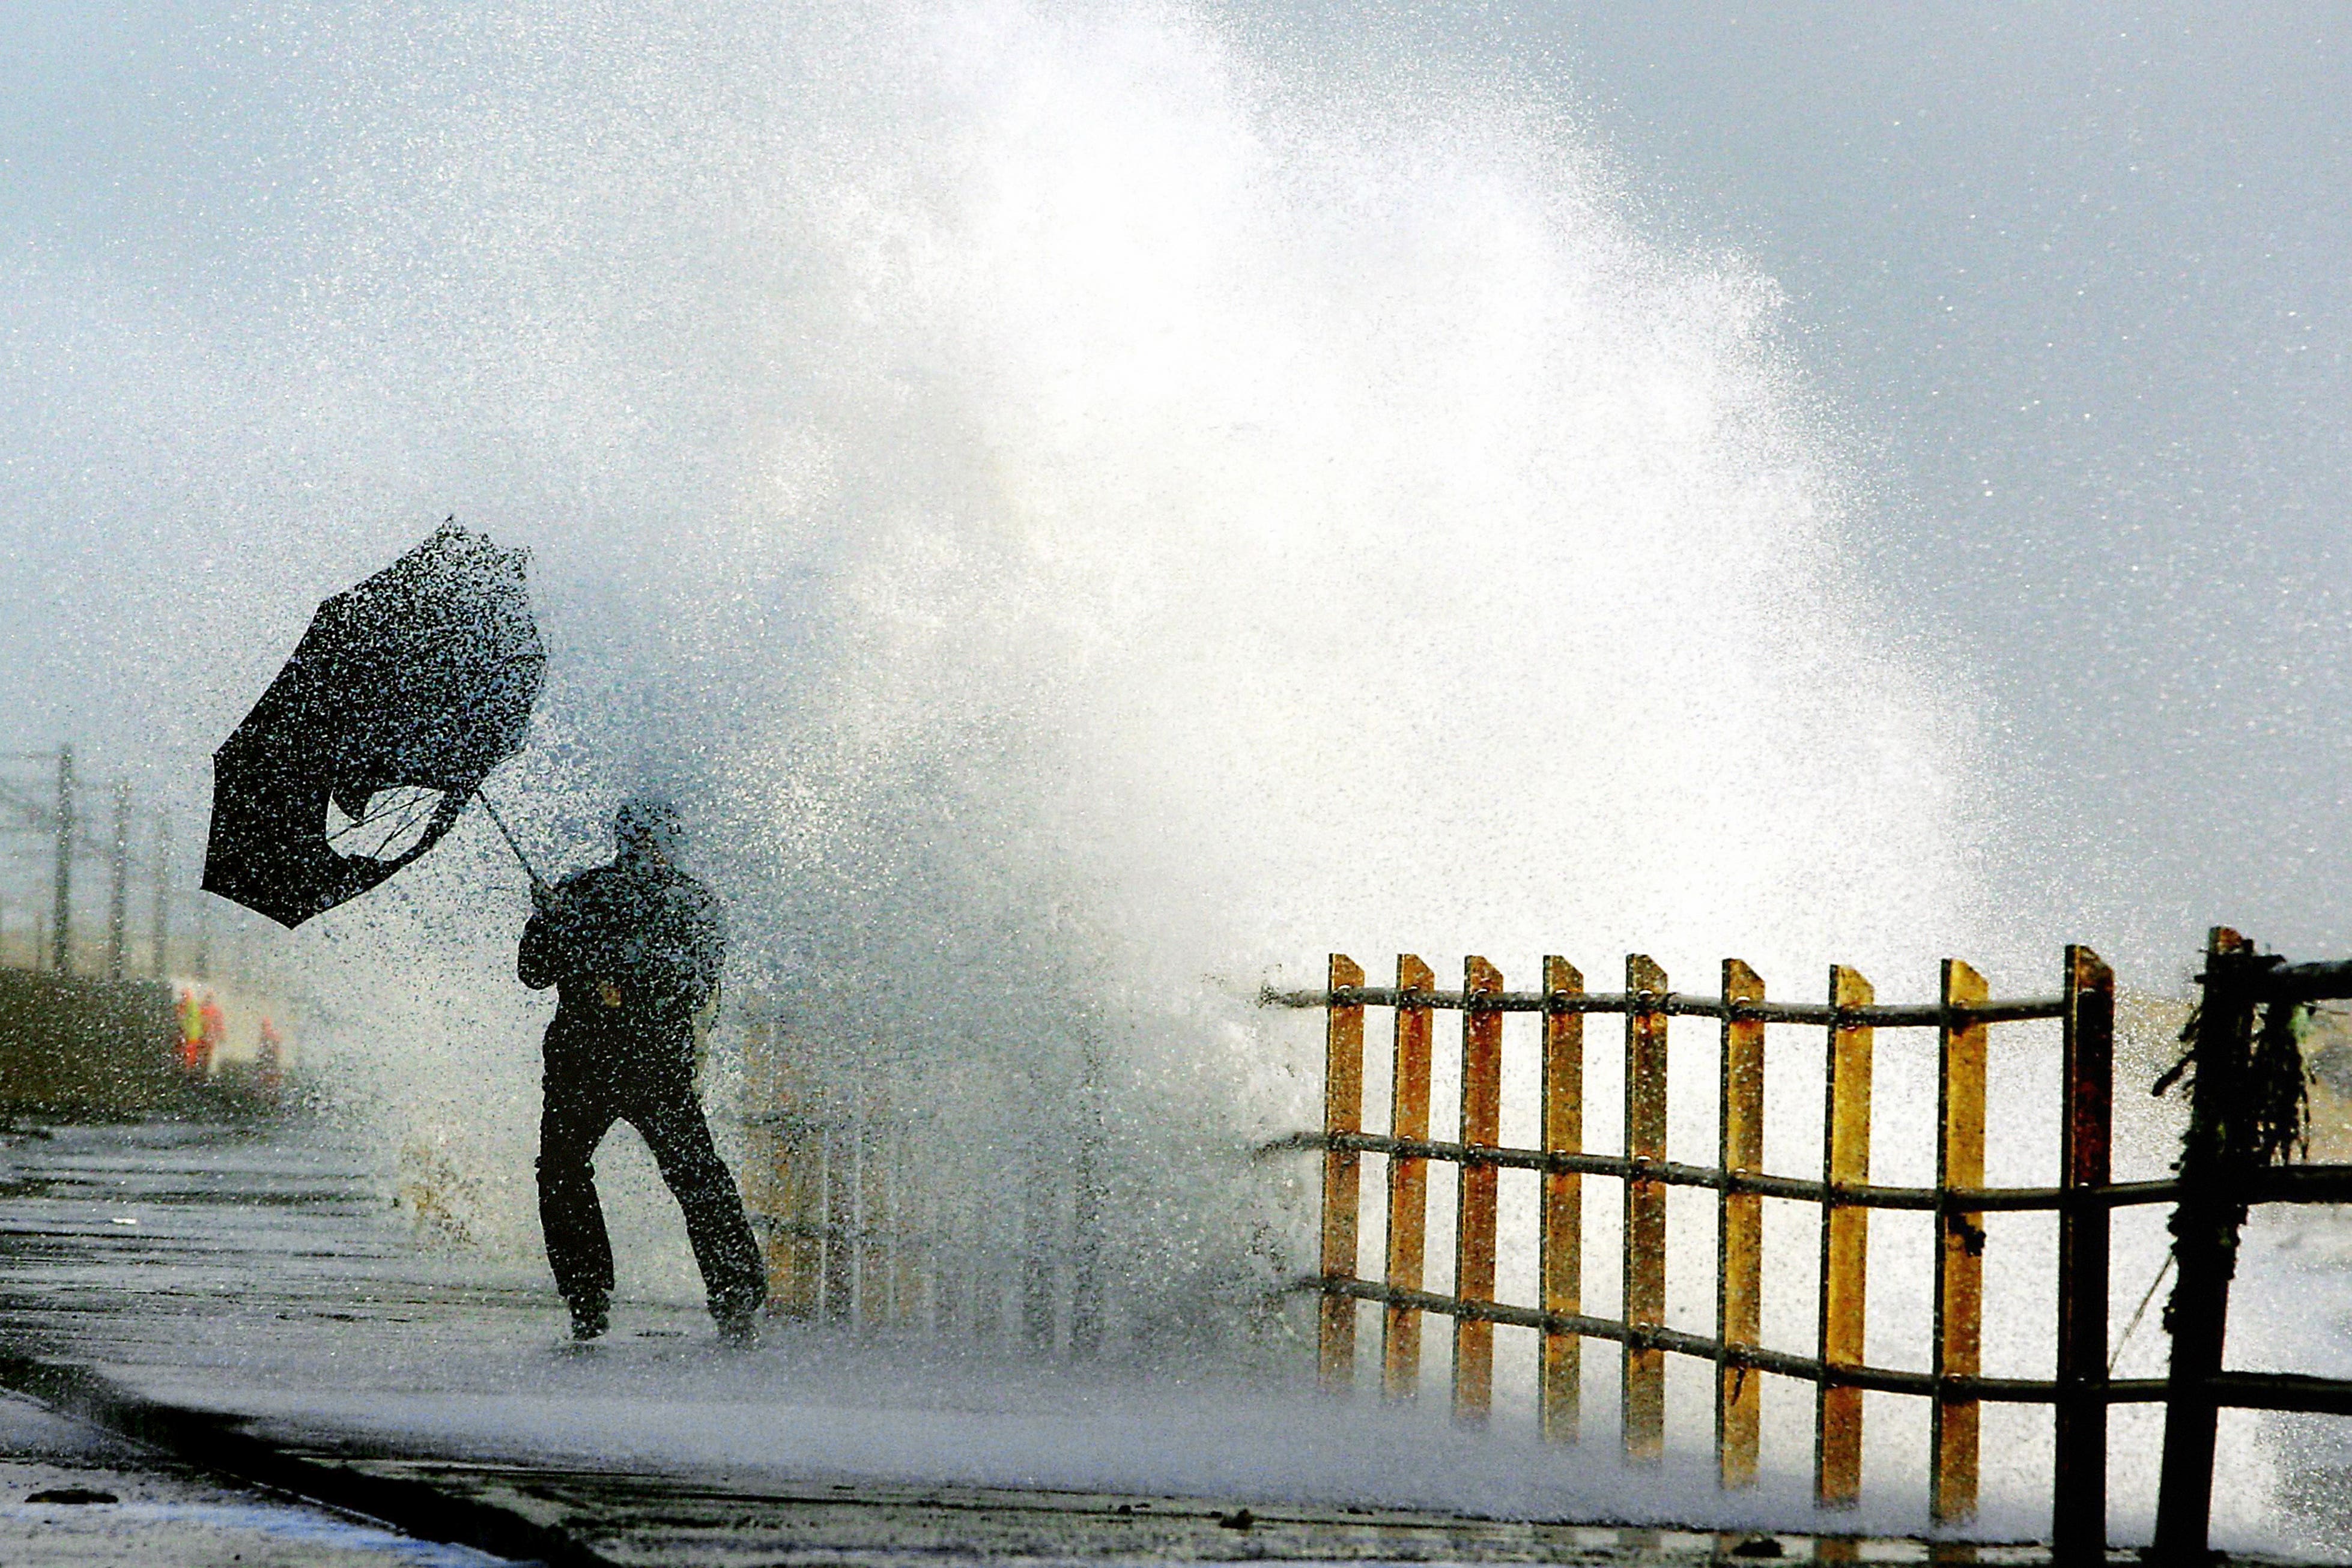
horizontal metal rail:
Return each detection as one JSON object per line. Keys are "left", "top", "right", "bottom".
{"left": 2257, "top": 958, "right": 2352, "bottom": 1004}
{"left": 2241, "top": 1164, "right": 2352, "bottom": 1203}
{"left": 1260, "top": 985, "right": 2068, "bottom": 1028}
{"left": 1308, "top": 1275, "right": 2159, "bottom": 1403}
{"left": 2203, "top": 1371, "right": 2352, "bottom": 1418}
{"left": 1308, "top": 1278, "right": 2352, "bottom": 1417}
{"left": 733, "top": 1109, "right": 844, "bottom": 1136}
{"left": 747, "top": 1213, "right": 941, "bottom": 1253}
{"left": 1266, "top": 1131, "right": 2352, "bottom": 1212}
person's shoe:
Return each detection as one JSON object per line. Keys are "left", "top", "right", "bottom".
{"left": 568, "top": 1295, "right": 610, "bottom": 1342}
{"left": 714, "top": 1304, "right": 760, "bottom": 1349}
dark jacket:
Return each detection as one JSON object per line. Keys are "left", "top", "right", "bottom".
{"left": 519, "top": 852, "right": 725, "bottom": 1074}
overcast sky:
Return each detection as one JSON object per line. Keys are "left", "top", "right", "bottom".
{"left": 1276, "top": 1, "right": 2351, "bottom": 967}
{"left": 1547, "top": 4, "right": 2352, "bottom": 969}
{"left": 2, "top": 3, "right": 2348, "bottom": 975}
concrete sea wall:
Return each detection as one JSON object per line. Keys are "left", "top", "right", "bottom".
{"left": 0, "top": 969, "right": 180, "bottom": 1118}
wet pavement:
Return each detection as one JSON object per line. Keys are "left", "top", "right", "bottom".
{"left": 0, "top": 1121, "right": 2219, "bottom": 1564}
{"left": 0, "top": 1386, "right": 505, "bottom": 1566}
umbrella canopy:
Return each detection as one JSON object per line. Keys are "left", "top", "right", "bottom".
{"left": 202, "top": 524, "right": 545, "bottom": 927}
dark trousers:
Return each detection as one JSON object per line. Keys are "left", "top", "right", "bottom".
{"left": 536, "top": 1062, "right": 766, "bottom": 1320}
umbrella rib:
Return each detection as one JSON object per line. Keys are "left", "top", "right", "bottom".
{"left": 363, "top": 796, "right": 429, "bottom": 858}
{"left": 347, "top": 802, "right": 413, "bottom": 859}
{"left": 325, "top": 796, "right": 404, "bottom": 847}
{"left": 328, "top": 787, "right": 443, "bottom": 857}
{"left": 369, "top": 790, "right": 444, "bottom": 856}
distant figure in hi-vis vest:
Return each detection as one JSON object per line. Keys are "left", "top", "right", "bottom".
{"left": 177, "top": 988, "right": 205, "bottom": 1074}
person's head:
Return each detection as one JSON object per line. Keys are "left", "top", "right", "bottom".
{"left": 614, "top": 795, "right": 687, "bottom": 865}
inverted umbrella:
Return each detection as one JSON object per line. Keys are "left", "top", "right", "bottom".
{"left": 202, "top": 522, "right": 546, "bottom": 927}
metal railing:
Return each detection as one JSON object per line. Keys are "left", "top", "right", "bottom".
{"left": 1271, "top": 946, "right": 2132, "bottom": 1549}
{"left": 1273, "top": 939, "right": 2352, "bottom": 1558}
{"left": 730, "top": 1008, "right": 1111, "bottom": 1357}
{"left": 2147, "top": 928, "right": 2352, "bottom": 1560}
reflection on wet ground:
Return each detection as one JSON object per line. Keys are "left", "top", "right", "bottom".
{"left": 0, "top": 1121, "right": 2222, "bottom": 1563}
{"left": 0, "top": 1387, "right": 509, "bottom": 1566}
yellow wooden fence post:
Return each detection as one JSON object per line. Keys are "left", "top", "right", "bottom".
{"left": 859, "top": 1097, "right": 891, "bottom": 1332}
{"left": 1384, "top": 954, "right": 1435, "bottom": 1400}
{"left": 744, "top": 1008, "right": 825, "bottom": 1322}
{"left": 1318, "top": 954, "right": 1366, "bottom": 1391}
{"left": 1452, "top": 957, "right": 1504, "bottom": 1424}
{"left": 1540, "top": 956, "right": 1584, "bottom": 1444}
{"left": 1816, "top": 964, "right": 1875, "bottom": 1507}
{"left": 1717, "top": 958, "right": 1766, "bottom": 1489}
{"left": 822, "top": 1116, "right": 855, "bottom": 1327}
{"left": 1623, "top": 954, "right": 1670, "bottom": 1464}
{"left": 971, "top": 1181, "right": 1003, "bottom": 1346}
{"left": 894, "top": 1118, "right": 925, "bottom": 1330}
{"left": 766, "top": 1117, "right": 823, "bottom": 1322}
{"left": 1931, "top": 958, "right": 1989, "bottom": 1522}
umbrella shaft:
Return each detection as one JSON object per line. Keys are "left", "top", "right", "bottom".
{"left": 474, "top": 791, "right": 547, "bottom": 891}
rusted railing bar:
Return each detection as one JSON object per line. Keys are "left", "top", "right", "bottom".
{"left": 2156, "top": 928, "right": 2261, "bottom": 1557}
{"left": 2201, "top": 1371, "right": 2352, "bottom": 1417}
{"left": 734, "top": 1110, "right": 843, "bottom": 1134}
{"left": 2244, "top": 1164, "right": 2352, "bottom": 1203}
{"left": 1279, "top": 1131, "right": 2352, "bottom": 1209}
{"left": 2256, "top": 959, "right": 2352, "bottom": 1003}
{"left": 1264, "top": 986, "right": 2067, "bottom": 1027}
{"left": 749, "top": 1214, "right": 930, "bottom": 1250}
{"left": 2052, "top": 944, "right": 2114, "bottom": 1557}
{"left": 1271, "top": 1131, "right": 2184, "bottom": 1211}
{"left": 1304, "top": 1277, "right": 2171, "bottom": 1404}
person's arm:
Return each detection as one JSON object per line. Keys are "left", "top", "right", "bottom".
{"left": 680, "top": 885, "right": 726, "bottom": 1017}
{"left": 518, "top": 882, "right": 571, "bottom": 991}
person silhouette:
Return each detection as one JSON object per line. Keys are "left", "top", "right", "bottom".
{"left": 518, "top": 796, "right": 765, "bottom": 1342}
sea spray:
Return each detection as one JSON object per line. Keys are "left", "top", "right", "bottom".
{"left": 14, "top": 0, "right": 2145, "bottom": 1530}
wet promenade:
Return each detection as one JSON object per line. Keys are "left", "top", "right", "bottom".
{"left": 0, "top": 1122, "right": 2165, "bottom": 1564}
